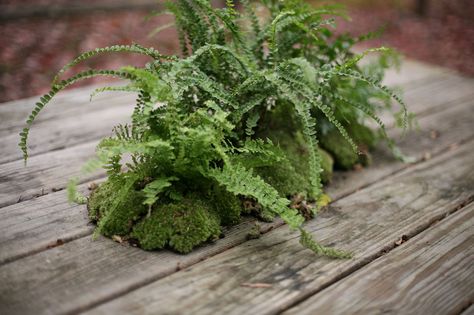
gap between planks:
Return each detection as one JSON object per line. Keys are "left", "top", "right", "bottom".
{"left": 461, "top": 303, "right": 474, "bottom": 315}
{"left": 282, "top": 201, "right": 474, "bottom": 315}
{"left": 0, "top": 61, "right": 470, "bottom": 314}
{"left": 0, "top": 134, "right": 473, "bottom": 315}
{"left": 1, "top": 97, "right": 473, "bottom": 266}
{"left": 81, "top": 139, "right": 474, "bottom": 315}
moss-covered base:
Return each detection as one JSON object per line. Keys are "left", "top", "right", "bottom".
{"left": 87, "top": 122, "right": 377, "bottom": 254}
{"left": 88, "top": 178, "right": 244, "bottom": 254}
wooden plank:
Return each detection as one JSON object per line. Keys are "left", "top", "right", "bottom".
{"left": 0, "top": 219, "right": 263, "bottom": 315}
{"left": 0, "top": 86, "right": 135, "bottom": 137}
{"left": 462, "top": 304, "right": 474, "bottom": 315}
{"left": 394, "top": 73, "right": 473, "bottom": 119}
{"left": 0, "top": 185, "right": 93, "bottom": 264}
{"left": 1, "top": 138, "right": 473, "bottom": 315}
{"left": 0, "top": 101, "right": 133, "bottom": 164}
{"left": 81, "top": 140, "right": 474, "bottom": 315}
{"left": 0, "top": 60, "right": 459, "bottom": 164}
{"left": 1, "top": 97, "right": 472, "bottom": 265}
{"left": 284, "top": 203, "right": 474, "bottom": 315}
{"left": 0, "top": 141, "right": 101, "bottom": 208}
{"left": 376, "top": 73, "right": 474, "bottom": 128}
{"left": 1, "top": 74, "right": 472, "bottom": 209}
{"left": 327, "top": 97, "right": 473, "bottom": 198}
{"left": 382, "top": 59, "right": 449, "bottom": 87}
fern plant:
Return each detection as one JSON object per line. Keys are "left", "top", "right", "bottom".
{"left": 20, "top": 0, "right": 408, "bottom": 258}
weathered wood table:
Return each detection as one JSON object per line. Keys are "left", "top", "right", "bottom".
{"left": 0, "top": 60, "right": 473, "bottom": 315}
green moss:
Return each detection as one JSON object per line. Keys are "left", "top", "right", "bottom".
{"left": 131, "top": 196, "right": 221, "bottom": 253}
{"left": 319, "top": 148, "right": 334, "bottom": 183}
{"left": 348, "top": 122, "right": 378, "bottom": 150}
{"left": 256, "top": 130, "right": 334, "bottom": 198}
{"left": 320, "top": 122, "right": 377, "bottom": 170}
{"left": 88, "top": 182, "right": 112, "bottom": 222}
{"left": 320, "top": 129, "right": 359, "bottom": 170}
{"left": 88, "top": 177, "right": 147, "bottom": 237}
{"left": 210, "top": 185, "right": 242, "bottom": 226}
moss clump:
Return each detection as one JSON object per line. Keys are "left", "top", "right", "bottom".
{"left": 348, "top": 122, "right": 378, "bottom": 151}
{"left": 88, "top": 177, "right": 146, "bottom": 236}
{"left": 256, "top": 130, "right": 334, "bottom": 198}
{"left": 320, "top": 122, "right": 378, "bottom": 170}
{"left": 131, "top": 196, "right": 221, "bottom": 253}
{"left": 210, "top": 186, "right": 242, "bottom": 226}
{"left": 319, "top": 148, "right": 335, "bottom": 183}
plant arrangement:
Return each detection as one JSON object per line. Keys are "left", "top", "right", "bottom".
{"left": 20, "top": 0, "right": 408, "bottom": 258}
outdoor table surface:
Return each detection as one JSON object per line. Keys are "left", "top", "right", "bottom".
{"left": 0, "top": 59, "right": 473, "bottom": 315}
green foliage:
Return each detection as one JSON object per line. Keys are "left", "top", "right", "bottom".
{"left": 67, "top": 178, "right": 87, "bottom": 205}
{"left": 21, "top": 0, "right": 409, "bottom": 257}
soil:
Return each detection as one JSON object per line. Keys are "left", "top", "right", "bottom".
{"left": 0, "top": 1, "right": 472, "bottom": 103}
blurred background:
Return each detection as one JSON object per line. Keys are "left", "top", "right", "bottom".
{"left": 0, "top": 0, "right": 473, "bottom": 102}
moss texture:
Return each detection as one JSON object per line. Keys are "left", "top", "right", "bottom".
{"left": 210, "top": 185, "right": 243, "bottom": 226}
{"left": 256, "top": 129, "right": 334, "bottom": 198}
{"left": 88, "top": 177, "right": 147, "bottom": 236}
{"left": 131, "top": 196, "right": 221, "bottom": 253}
{"left": 320, "top": 122, "right": 377, "bottom": 170}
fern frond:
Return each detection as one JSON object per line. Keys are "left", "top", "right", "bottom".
{"left": 67, "top": 178, "right": 87, "bottom": 204}
{"left": 231, "top": 94, "right": 266, "bottom": 123}
{"left": 188, "top": 44, "right": 252, "bottom": 74}
{"left": 148, "top": 22, "right": 176, "bottom": 38}
{"left": 19, "top": 69, "right": 137, "bottom": 162}
{"left": 335, "top": 69, "right": 408, "bottom": 131}
{"left": 264, "top": 73, "right": 323, "bottom": 198}
{"left": 208, "top": 163, "right": 304, "bottom": 229}
{"left": 283, "top": 69, "right": 359, "bottom": 152}
{"left": 186, "top": 67, "right": 238, "bottom": 109}
{"left": 245, "top": 111, "right": 260, "bottom": 137}
{"left": 329, "top": 93, "right": 388, "bottom": 138}
{"left": 90, "top": 85, "right": 140, "bottom": 101}
{"left": 53, "top": 44, "right": 172, "bottom": 84}
{"left": 267, "top": 11, "right": 296, "bottom": 66}
{"left": 299, "top": 229, "right": 352, "bottom": 258}
{"left": 337, "top": 47, "right": 390, "bottom": 71}
{"left": 241, "top": 0, "right": 264, "bottom": 62}
{"left": 143, "top": 177, "right": 178, "bottom": 207}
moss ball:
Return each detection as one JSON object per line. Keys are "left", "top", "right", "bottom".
{"left": 131, "top": 196, "right": 221, "bottom": 253}
{"left": 88, "top": 178, "right": 146, "bottom": 237}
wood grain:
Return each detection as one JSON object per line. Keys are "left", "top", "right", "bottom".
{"left": 81, "top": 141, "right": 474, "bottom": 315}
{"left": 0, "top": 60, "right": 471, "bottom": 315}
{"left": 0, "top": 182, "right": 94, "bottom": 264}
{"left": 0, "top": 102, "right": 133, "bottom": 164}
{"left": 0, "top": 85, "right": 134, "bottom": 138}
{"left": 0, "top": 141, "right": 102, "bottom": 208}
{"left": 462, "top": 304, "right": 474, "bottom": 315}
{"left": 1, "top": 138, "right": 472, "bottom": 315}
{"left": 284, "top": 203, "right": 474, "bottom": 315}
{"left": 1, "top": 97, "right": 472, "bottom": 266}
